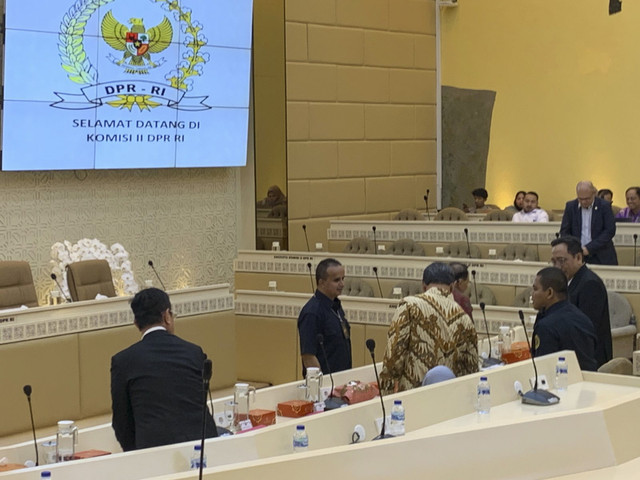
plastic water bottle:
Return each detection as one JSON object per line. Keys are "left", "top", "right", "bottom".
{"left": 390, "top": 400, "right": 405, "bottom": 436}
{"left": 190, "top": 444, "right": 207, "bottom": 469}
{"left": 476, "top": 376, "right": 491, "bottom": 415}
{"left": 41, "top": 473, "right": 52, "bottom": 479}
{"left": 555, "top": 356, "right": 568, "bottom": 391}
{"left": 293, "top": 425, "right": 309, "bottom": 452}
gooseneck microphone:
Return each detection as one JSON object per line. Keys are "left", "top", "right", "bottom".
{"left": 23, "top": 385, "right": 39, "bottom": 466}
{"left": 463, "top": 228, "right": 472, "bottom": 258}
{"left": 366, "top": 339, "right": 393, "bottom": 440}
{"left": 302, "top": 224, "right": 311, "bottom": 252}
{"left": 50, "top": 273, "right": 72, "bottom": 303}
{"left": 372, "top": 226, "right": 378, "bottom": 254}
{"left": 316, "top": 334, "right": 346, "bottom": 410}
{"left": 372, "top": 267, "right": 383, "bottom": 298}
{"left": 518, "top": 310, "right": 559, "bottom": 406}
{"left": 424, "top": 189, "right": 431, "bottom": 220}
{"left": 306, "top": 262, "right": 315, "bottom": 293}
{"left": 148, "top": 260, "right": 167, "bottom": 291}
{"left": 199, "top": 358, "right": 213, "bottom": 480}
{"left": 479, "top": 302, "right": 501, "bottom": 368}
{"left": 634, "top": 234, "right": 638, "bottom": 267}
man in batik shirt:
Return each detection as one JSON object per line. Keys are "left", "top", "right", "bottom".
{"left": 380, "top": 262, "right": 479, "bottom": 394}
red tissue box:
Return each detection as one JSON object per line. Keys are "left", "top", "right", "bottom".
{"left": 249, "top": 408, "right": 276, "bottom": 426}
{"left": 276, "top": 400, "right": 314, "bottom": 418}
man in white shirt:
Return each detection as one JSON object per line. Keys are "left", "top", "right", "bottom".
{"left": 512, "top": 191, "right": 549, "bottom": 222}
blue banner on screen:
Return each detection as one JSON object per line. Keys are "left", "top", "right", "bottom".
{"left": 1, "top": 0, "right": 253, "bottom": 171}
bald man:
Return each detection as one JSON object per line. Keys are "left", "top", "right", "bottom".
{"left": 560, "top": 181, "right": 617, "bottom": 265}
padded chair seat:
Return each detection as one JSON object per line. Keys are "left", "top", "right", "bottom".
{"left": 597, "top": 358, "right": 633, "bottom": 375}
{"left": 389, "top": 280, "right": 422, "bottom": 298}
{"left": 343, "top": 237, "right": 374, "bottom": 254}
{"left": 394, "top": 209, "right": 424, "bottom": 221}
{"left": 513, "top": 287, "right": 533, "bottom": 308}
{"left": 435, "top": 207, "right": 468, "bottom": 221}
{"left": 342, "top": 278, "right": 374, "bottom": 297}
{"left": 66, "top": 259, "right": 117, "bottom": 302}
{"left": 0, "top": 261, "right": 39, "bottom": 309}
{"left": 444, "top": 241, "right": 481, "bottom": 259}
{"left": 498, "top": 244, "right": 539, "bottom": 262}
{"left": 386, "top": 238, "right": 425, "bottom": 256}
{"left": 483, "top": 209, "right": 514, "bottom": 221}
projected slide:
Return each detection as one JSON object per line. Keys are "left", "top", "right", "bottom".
{"left": 1, "top": 0, "right": 253, "bottom": 171}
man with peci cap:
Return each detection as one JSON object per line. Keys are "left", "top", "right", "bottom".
{"left": 110, "top": 287, "right": 218, "bottom": 451}
{"left": 379, "top": 262, "right": 478, "bottom": 394}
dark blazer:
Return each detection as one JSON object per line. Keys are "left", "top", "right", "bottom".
{"left": 560, "top": 197, "right": 617, "bottom": 265}
{"left": 111, "top": 329, "right": 217, "bottom": 451}
{"left": 567, "top": 265, "right": 612, "bottom": 367}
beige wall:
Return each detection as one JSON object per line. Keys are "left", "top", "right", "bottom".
{"left": 441, "top": 0, "right": 640, "bottom": 210}
{"left": 285, "top": 0, "right": 438, "bottom": 250}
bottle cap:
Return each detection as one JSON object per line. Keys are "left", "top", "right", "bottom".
{"left": 480, "top": 376, "right": 488, "bottom": 381}
{"left": 296, "top": 425, "right": 305, "bottom": 431}
{"left": 194, "top": 445, "right": 202, "bottom": 451}
{"left": 41, "top": 473, "right": 52, "bottom": 479}
{"left": 559, "top": 356, "right": 565, "bottom": 361}
{"left": 394, "top": 400, "right": 402, "bottom": 405}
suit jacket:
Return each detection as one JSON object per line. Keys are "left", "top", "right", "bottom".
{"left": 111, "top": 329, "right": 217, "bottom": 451}
{"left": 560, "top": 197, "right": 617, "bottom": 265}
{"left": 568, "top": 265, "right": 612, "bottom": 367}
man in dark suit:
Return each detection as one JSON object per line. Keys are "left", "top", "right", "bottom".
{"left": 111, "top": 288, "right": 218, "bottom": 451}
{"left": 551, "top": 236, "right": 612, "bottom": 367}
{"left": 560, "top": 180, "right": 617, "bottom": 265}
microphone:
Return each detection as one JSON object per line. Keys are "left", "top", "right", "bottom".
{"left": 463, "top": 228, "right": 471, "bottom": 258}
{"left": 479, "top": 302, "right": 501, "bottom": 368}
{"left": 50, "top": 273, "right": 72, "bottom": 303}
{"left": 302, "top": 224, "right": 311, "bottom": 252}
{"left": 306, "top": 262, "right": 315, "bottom": 293}
{"left": 634, "top": 234, "right": 638, "bottom": 267}
{"left": 372, "top": 226, "right": 378, "bottom": 255}
{"left": 517, "top": 310, "right": 559, "bottom": 406}
{"left": 366, "top": 339, "right": 393, "bottom": 440}
{"left": 23, "top": 385, "right": 39, "bottom": 466}
{"left": 372, "top": 267, "right": 383, "bottom": 298}
{"left": 199, "top": 358, "right": 213, "bottom": 480}
{"left": 316, "top": 334, "right": 346, "bottom": 410}
{"left": 424, "top": 189, "right": 431, "bottom": 220}
{"left": 148, "top": 260, "right": 167, "bottom": 291}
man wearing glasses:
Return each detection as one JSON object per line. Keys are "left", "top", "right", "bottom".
{"left": 111, "top": 287, "right": 218, "bottom": 451}
{"left": 550, "top": 236, "right": 612, "bottom": 367}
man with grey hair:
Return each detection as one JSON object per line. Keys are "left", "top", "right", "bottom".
{"left": 379, "top": 262, "right": 479, "bottom": 394}
{"left": 560, "top": 180, "right": 617, "bottom": 265}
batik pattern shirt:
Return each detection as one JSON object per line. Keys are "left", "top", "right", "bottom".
{"left": 379, "top": 287, "right": 479, "bottom": 394}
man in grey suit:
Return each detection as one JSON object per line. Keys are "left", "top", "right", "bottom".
{"left": 560, "top": 180, "right": 617, "bottom": 265}
{"left": 111, "top": 288, "right": 218, "bottom": 451}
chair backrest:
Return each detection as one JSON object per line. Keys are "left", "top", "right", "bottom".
{"left": 597, "top": 357, "right": 632, "bottom": 375}
{"left": 387, "top": 238, "right": 426, "bottom": 256}
{"left": 435, "top": 207, "right": 468, "bottom": 221}
{"left": 66, "top": 259, "right": 117, "bottom": 302}
{"left": 0, "top": 261, "right": 39, "bottom": 309}
{"left": 498, "top": 244, "right": 539, "bottom": 262}
{"left": 342, "top": 278, "right": 374, "bottom": 297}
{"left": 388, "top": 280, "right": 423, "bottom": 298}
{"left": 466, "top": 284, "right": 497, "bottom": 306}
{"left": 483, "top": 209, "right": 514, "bottom": 221}
{"left": 444, "top": 241, "right": 482, "bottom": 259}
{"left": 513, "top": 287, "right": 533, "bottom": 308}
{"left": 607, "top": 291, "right": 634, "bottom": 329}
{"left": 611, "top": 205, "right": 622, "bottom": 216}
{"left": 393, "top": 209, "right": 423, "bottom": 221}
{"left": 343, "top": 237, "right": 374, "bottom": 255}
{"left": 268, "top": 205, "right": 288, "bottom": 218}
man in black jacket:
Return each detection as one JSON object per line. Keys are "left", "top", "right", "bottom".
{"left": 111, "top": 288, "right": 217, "bottom": 451}
{"left": 531, "top": 267, "right": 598, "bottom": 371}
{"left": 551, "top": 236, "right": 612, "bottom": 367}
